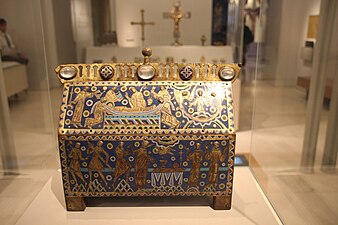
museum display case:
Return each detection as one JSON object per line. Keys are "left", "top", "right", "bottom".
{"left": 0, "top": 0, "right": 337, "bottom": 224}
{"left": 0, "top": 1, "right": 57, "bottom": 225}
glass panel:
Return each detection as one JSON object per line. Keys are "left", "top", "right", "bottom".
{"left": 0, "top": 0, "right": 57, "bottom": 224}
{"left": 250, "top": 0, "right": 338, "bottom": 224}
{"left": 8, "top": 0, "right": 338, "bottom": 224}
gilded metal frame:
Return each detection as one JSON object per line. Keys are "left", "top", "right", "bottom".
{"left": 55, "top": 63, "right": 240, "bottom": 83}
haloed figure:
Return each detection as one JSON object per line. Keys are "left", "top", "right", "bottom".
{"left": 126, "top": 87, "right": 147, "bottom": 110}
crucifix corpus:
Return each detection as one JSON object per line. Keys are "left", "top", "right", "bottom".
{"left": 131, "top": 9, "right": 155, "bottom": 45}
{"left": 163, "top": 1, "right": 191, "bottom": 46}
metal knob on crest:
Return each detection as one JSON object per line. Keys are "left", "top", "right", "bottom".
{"left": 137, "top": 48, "right": 156, "bottom": 80}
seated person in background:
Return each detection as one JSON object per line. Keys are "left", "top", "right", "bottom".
{"left": 0, "top": 18, "right": 28, "bottom": 64}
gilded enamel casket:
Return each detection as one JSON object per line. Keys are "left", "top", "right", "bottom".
{"left": 56, "top": 49, "right": 240, "bottom": 211}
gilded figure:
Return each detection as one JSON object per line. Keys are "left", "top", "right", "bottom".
{"left": 105, "top": 87, "right": 123, "bottom": 107}
{"left": 205, "top": 142, "right": 225, "bottom": 185}
{"left": 70, "top": 87, "right": 93, "bottom": 125}
{"left": 125, "top": 87, "right": 147, "bottom": 110}
{"left": 151, "top": 86, "right": 179, "bottom": 128}
{"left": 113, "top": 142, "right": 131, "bottom": 185}
{"left": 68, "top": 142, "right": 86, "bottom": 186}
{"left": 134, "top": 140, "right": 155, "bottom": 190}
{"left": 85, "top": 98, "right": 107, "bottom": 127}
{"left": 186, "top": 143, "right": 203, "bottom": 187}
{"left": 190, "top": 89, "right": 210, "bottom": 112}
{"left": 87, "top": 141, "right": 111, "bottom": 186}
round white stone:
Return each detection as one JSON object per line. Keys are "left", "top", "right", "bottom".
{"left": 59, "top": 66, "right": 77, "bottom": 80}
{"left": 219, "top": 66, "right": 235, "bottom": 81}
{"left": 137, "top": 65, "right": 155, "bottom": 80}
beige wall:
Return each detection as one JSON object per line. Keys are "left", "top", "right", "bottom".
{"left": 52, "top": 0, "right": 77, "bottom": 65}
{"left": 114, "top": 0, "right": 212, "bottom": 47}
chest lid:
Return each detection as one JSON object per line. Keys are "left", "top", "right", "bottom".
{"left": 56, "top": 48, "right": 240, "bottom": 136}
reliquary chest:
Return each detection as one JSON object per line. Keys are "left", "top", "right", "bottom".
{"left": 56, "top": 48, "right": 240, "bottom": 211}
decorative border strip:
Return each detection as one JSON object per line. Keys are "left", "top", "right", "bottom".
{"left": 56, "top": 63, "right": 240, "bottom": 83}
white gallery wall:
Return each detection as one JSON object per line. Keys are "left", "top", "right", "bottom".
{"left": 41, "top": 0, "right": 77, "bottom": 88}
{"left": 71, "top": 0, "right": 94, "bottom": 63}
{"left": 114, "top": 0, "right": 212, "bottom": 47}
{"left": 264, "top": 0, "right": 321, "bottom": 86}
{"left": 295, "top": 0, "right": 321, "bottom": 80}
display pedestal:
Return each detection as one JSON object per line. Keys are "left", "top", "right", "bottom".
{"left": 2, "top": 62, "right": 28, "bottom": 97}
{"left": 16, "top": 167, "right": 282, "bottom": 225}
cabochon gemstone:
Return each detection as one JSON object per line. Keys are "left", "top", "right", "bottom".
{"left": 59, "top": 66, "right": 77, "bottom": 80}
{"left": 137, "top": 64, "right": 155, "bottom": 80}
{"left": 219, "top": 66, "right": 235, "bottom": 81}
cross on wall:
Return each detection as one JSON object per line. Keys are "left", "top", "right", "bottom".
{"left": 131, "top": 9, "right": 155, "bottom": 44}
{"left": 163, "top": 1, "right": 191, "bottom": 46}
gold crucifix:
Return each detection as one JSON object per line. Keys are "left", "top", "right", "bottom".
{"left": 131, "top": 9, "right": 155, "bottom": 45}
{"left": 163, "top": 1, "right": 191, "bottom": 46}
